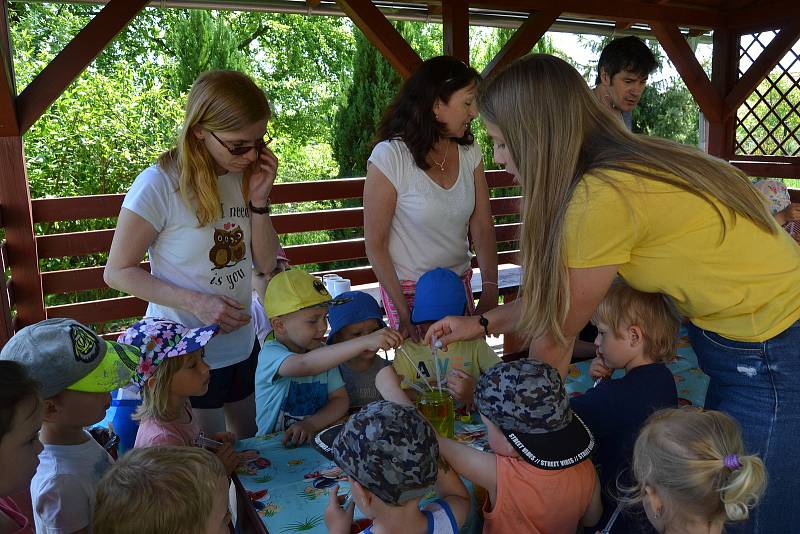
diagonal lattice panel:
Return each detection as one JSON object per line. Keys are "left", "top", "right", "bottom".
{"left": 735, "top": 31, "right": 800, "bottom": 157}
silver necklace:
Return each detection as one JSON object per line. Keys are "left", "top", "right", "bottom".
{"left": 431, "top": 143, "right": 449, "bottom": 172}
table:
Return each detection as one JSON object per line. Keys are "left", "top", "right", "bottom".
{"left": 564, "top": 324, "right": 710, "bottom": 407}
{"left": 234, "top": 420, "right": 488, "bottom": 534}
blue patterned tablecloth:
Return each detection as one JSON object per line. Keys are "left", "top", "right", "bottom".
{"left": 235, "top": 419, "right": 487, "bottom": 534}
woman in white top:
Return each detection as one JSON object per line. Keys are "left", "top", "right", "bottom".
{"left": 364, "top": 56, "right": 499, "bottom": 341}
{"left": 104, "top": 71, "right": 279, "bottom": 438}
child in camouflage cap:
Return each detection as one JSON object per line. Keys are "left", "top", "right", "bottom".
{"left": 377, "top": 359, "right": 603, "bottom": 534}
{"left": 317, "top": 400, "right": 470, "bottom": 534}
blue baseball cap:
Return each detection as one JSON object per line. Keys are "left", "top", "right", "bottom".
{"left": 326, "top": 291, "right": 385, "bottom": 345}
{"left": 411, "top": 268, "right": 467, "bottom": 324}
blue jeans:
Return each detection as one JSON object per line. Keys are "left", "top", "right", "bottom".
{"left": 688, "top": 321, "right": 800, "bottom": 534}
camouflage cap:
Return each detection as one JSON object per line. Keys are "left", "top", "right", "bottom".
{"left": 475, "top": 359, "right": 594, "bottom": 470}
{"left": 315, "top": 401, "right": 438, "bottom": 505}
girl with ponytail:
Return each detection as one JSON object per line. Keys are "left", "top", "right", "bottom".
{"left": 627, "top": 408, "right": 766, "bottom": 533}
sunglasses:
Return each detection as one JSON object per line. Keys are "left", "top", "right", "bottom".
{"left": 209, "top": 130, "right": 273, "bottom": 156}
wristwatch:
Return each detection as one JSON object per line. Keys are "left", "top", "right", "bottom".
{"left": 249, "top": 199, "right": 271, "bottom": 214}
{"left": 478, "top": 314, "right": 489, "bottom": 337}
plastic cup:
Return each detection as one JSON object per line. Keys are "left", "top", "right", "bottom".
{"left": 415, "top": 389, "right": 455, "bottom": 438}
{"left": 332, "top": 278, "right": 351, "bottom": 297}
{"left": 322, "top": 274, "right": 341, "bottom": 294}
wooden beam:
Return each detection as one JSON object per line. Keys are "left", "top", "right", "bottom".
{"left": 442, "top": 0, "right": 469, "bottom": 63}
{"left": 336, "top": 0, "right": 423, "bottom": 79}
{"left": 707, "top": 29, "right": 738, "bottom": 159}
{"left": 0, "top": 1, "right": 18, "bottom": 136}
{"left": 723, "top": 20, "right": 800, "bottom": 119}
{"left": 0, "top": 137, "right": 45, "bottom": 327}
{"left": 470, "top": 0, "right": 721, "bottom": 29}
{"left": 615, "top": 21, "right": 633, "bottom": 32}
{"left": 15, "top": 0, "right": 148, "bottom": 134}
{"left": 482, "top": 10, "right": 560, "bottom": 79}
{"left": 650, "top": 22, "right": 723, "bottom": 123}
{"left": 726, "top": 1, "right": 800, "bottom": 34}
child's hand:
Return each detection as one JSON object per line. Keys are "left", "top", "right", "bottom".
{"left": 324, "top": 484, "right": 355, "bottom": 534}
{"left": 214, "top": 442, "right": 239, "bottom": 475}
{"left": 361, "top": 327, "right": 404, "bottom": 353}
{"left": 210, "top": 431, "right": 236, "bottom": 444}
{"left": 283, "top": 420, "right": 316, "bottom": 447}
{"left": 446, "top": 369, "right": 476, "bottom": 408}
{"left": 781, "top": 203, "right": 800, "bottom": 222}
{"left": 589, "top": 356, "right": 612, "bottom": 380}
{"left": 375, "top": 366, "right": 413, "bottom": 406}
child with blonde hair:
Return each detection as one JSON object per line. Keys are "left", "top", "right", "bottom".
{"left": 93, "top": 446, "right": 230, "bottom": 534}
{"left": 120, "top": 318, "right": 237, "bottom": 473}
{"left": 570, "top": 279, "right": 679, "bottom": 532}
{"left": 0, "top": 361, "right": 42, "bottom": 534}
{"left": 629, "top": 408, "right": 766, "bottom": 534}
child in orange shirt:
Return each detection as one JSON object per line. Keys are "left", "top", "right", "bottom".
{"left": 378, "top": 359, "right": 602, "bottom": 534}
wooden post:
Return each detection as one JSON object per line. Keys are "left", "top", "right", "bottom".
{"left": 650, "top": 22, "right": 722, "bottom": 123}
{"left": 0, "top": 136, "right": 45, "bottom": 329}
{"left": 442, "top": 0, "right": 469, "bottom": 63}
{"left": 707, "top": 30, "right": 739, "bottom": 160}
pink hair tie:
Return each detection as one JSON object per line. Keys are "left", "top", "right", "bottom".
{"left": 724, "top": 454, "right": 742, "bottom": 471}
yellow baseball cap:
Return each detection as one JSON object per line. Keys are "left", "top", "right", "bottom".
{"left": 264, "top": 270, "right": 350, "bottom": 318}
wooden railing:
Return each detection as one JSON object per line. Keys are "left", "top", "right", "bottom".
{"left": 24, "top": 170, "right": 520, "bottom": 329}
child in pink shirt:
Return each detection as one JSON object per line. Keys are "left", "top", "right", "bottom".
{"left": 120, "top": 318, "right": 238, "bottom": 473}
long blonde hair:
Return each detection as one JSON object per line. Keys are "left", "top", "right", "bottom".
{"left": 629, "top": 408, "right": 766, "bottom": 525}
{"left": 477, "top": 54, "right": 776, "bottom": 346}
{"left": 158, "top": 70, "right": 271, "bottom": 226}
{"left": 93, "top": 446, "right": 226, "bottom": 534}
{"left": 132, "top": 356, "right": 185, "bottom": 422}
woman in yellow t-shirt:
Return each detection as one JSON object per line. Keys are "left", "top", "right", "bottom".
{"left": 425, "top": 54, "right": 799, "bottom": 534}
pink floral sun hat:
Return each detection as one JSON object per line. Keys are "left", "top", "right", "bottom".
{"left": 117, "top": 318, "right": 219, "bottom": 388}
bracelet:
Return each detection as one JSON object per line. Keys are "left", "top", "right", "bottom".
{"left": 479, "top": 314, "right": 490, "bottom": 337}
{"left": 248, "top": 199, "right": 271, "bottom": 215}
{"left": 482, "top": 281, "right": 498, "bottom": 286}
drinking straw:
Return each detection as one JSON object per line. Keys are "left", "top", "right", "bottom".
{"left": 431, "top": 335, "right": 444, "bottom": 392}
{"left": 600, "top": 503, "right": 623, "bottom": 533}
{"left": 402, "top": 378, "right": 427, "bottom": 395}
{"left": 397, "top": 346, "right": 434, "bottom": 391}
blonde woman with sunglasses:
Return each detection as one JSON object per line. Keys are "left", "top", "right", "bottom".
{"left": 105, "top": 71, "right": 279, "bottom": 439}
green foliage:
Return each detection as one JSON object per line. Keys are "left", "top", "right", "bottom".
{"left": 332, "top": 27, "right": 401, "bottom": 177}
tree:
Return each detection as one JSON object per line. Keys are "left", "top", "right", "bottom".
{"left": 331, "top": 27, "right": 402, "bottom": 177}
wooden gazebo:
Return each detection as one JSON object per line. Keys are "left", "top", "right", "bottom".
{"left": 1, "top": 0, "right": 799, "bottom": 347}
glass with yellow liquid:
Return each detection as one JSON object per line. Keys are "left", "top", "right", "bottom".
{"left": 416, "top": 389, "right": 455, "bottom": 438}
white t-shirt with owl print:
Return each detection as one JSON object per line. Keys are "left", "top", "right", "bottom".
{"left": 123, "top": 164, "right": 255, "bottom": 369}
{"left": 367, "top": 139, "right": 482, "bottom": 282}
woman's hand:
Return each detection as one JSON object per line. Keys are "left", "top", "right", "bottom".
{"left": 191, "top": 293, "right": 250, "bottom": 333}
{"left": 248, "top": 147, "right": 278, "bottom": 203}
{"left": 424, "top": 315, "right": 483, "bottom": 350}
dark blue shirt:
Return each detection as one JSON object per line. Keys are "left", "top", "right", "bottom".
{"left": 571, "top": 363, "right": 677, "bottom": 532}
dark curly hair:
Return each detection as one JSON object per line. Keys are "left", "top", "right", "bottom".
{"left": 376, "top": 56, "right": 481, "bottom": 170}
{"left": 0, "top": 361, "right": 40, "bottom": 442}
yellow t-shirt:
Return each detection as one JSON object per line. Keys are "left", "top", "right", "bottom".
{"left": 565, "top": 169, "right": 800, "bottom": 342}
{"left": 393, "top": 339, "right": 501, "bottom": 387}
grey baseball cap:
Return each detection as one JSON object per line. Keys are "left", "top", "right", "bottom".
{"left": 314, "top": 400, "right": 438, "bottom": 505}
{"left": 0, "top": 318, "right": 139, "bottom": 399}
{"left": 475, "top": 359, "right": 594, "bottom": 470}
